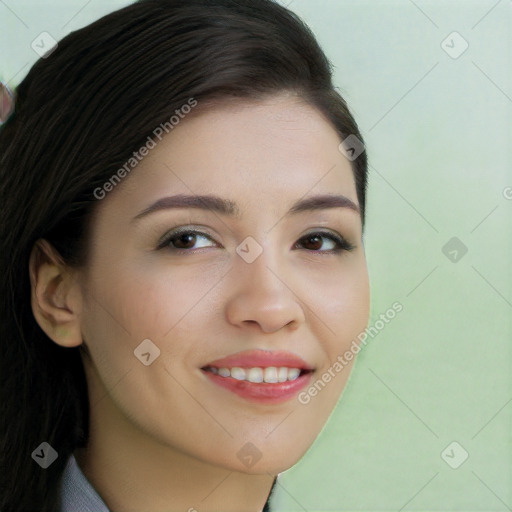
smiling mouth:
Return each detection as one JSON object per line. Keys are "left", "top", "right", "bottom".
{"left": 200, "top": 365, "right": 315, "bottom": 404}
{"left": 200, "top": 349, "right": 315, "bottom": 403}
{"left": 201, "top": 365, "right": 313, "bottom": 383}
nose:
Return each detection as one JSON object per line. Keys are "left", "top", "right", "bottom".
{"left": 224, "top": 243, "right": 306, "bottom": 334}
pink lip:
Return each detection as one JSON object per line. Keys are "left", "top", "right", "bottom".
{"left": 200, "top": 349, "right": 315, "bottom": 404}
{"left": 202, "top": 349, "right": 314, "bottom": 370}
{"left": 202, "top": 370, "right": 314, "bottom": 404}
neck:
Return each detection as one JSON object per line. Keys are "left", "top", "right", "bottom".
{"left": 75, "top": 362, "right": 276, "bottom": 512}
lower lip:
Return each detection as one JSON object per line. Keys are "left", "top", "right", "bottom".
{"left": 201, "top": 369, "right": 314, "bottom": 404}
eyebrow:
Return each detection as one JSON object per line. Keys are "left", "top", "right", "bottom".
{"left": 132, "top": 193, "right": 360, "bottom": 222}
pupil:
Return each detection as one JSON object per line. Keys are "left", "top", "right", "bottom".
{"left": 306, "top": 235, "right": 321, "bottom": 250}
{"left": 178, "top": 233, "right": 195, "bottom": 248}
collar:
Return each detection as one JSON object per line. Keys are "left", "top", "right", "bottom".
{"left": 60, "top": 454, "right": 110, "bottom": 512}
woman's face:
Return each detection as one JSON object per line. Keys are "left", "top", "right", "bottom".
{"left": 77, "top": 93, "right": 370, "bottom": 474}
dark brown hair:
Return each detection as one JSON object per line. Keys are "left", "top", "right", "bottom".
{"left": 0, "top": 1, "right": 368, "bottom": 510}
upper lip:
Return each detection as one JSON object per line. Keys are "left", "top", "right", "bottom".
{"left": 202, "top": 349, "right": 314, "bottom": 370}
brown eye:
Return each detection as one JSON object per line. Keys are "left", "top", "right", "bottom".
{"left": 301, "top": 234, "right": 323, "bottom": 251}
{"left": 295, "top": 231, "right": 355, "bottom": 254}
{"left": 158, "top": 229, "right": 217, "bottom": 251}
{"left": 172, "top": 232, "right": 198, "bottom": 249}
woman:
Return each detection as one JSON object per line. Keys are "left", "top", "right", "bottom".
{"left": 0, "top": 0, "right": 370, "bottom": 510}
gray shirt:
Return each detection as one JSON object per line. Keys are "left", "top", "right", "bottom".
{"left": 60, "top": 454, "right": 109, "bottom": 512}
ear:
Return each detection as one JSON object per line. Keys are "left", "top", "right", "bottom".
{"left": 29, "top": 239, "right": 83, "bottom": 348}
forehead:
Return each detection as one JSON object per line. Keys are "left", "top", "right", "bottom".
{"left": 96, "top": 93, "right": 358, "bottom": 220}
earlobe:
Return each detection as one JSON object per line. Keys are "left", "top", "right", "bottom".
{"left": 29, "top": 239, "right": 83, "bottom": 348}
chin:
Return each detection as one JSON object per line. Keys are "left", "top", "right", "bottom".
{"left": 234, "top": 458, "right": 300, "bottom": 476}
{"left": 221, "top": 441, "right": 312, "bottom": 476}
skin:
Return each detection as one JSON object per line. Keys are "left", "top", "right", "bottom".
{"left": 30, "top": 92, "right": 370, "bottom": 512}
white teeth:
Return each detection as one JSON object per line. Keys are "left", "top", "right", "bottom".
{"left": 263, "top": 367, "right": 278, "bottom": 383}
{"left": 230, "top": 367, "right": 246, "bottom": 380}
{"left": 209, "top": 366, "right": 305, "bottom": 383}
{"left": 218, "top": 367, "right": 230, "bottom": 377}
{"left": 278, "top": 367, "right": 288, "bottom": 382}
{"left": 287, "top": 368, "right": 300, "bottom": 381}
{"left": 246, "top": 367, "right": 263, "bottom": 383}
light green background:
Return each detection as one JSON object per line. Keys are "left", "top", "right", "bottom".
{"left": 1, "top": 1, "right": 510, "bottom": 510}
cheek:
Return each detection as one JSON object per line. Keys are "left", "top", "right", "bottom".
{"left": 306, "top": 257, "right": 369, "bottom": 410}
{"left": 309, "top": 255, "right": 370, "bottom": 337}
{"left": 83, "top": 257, "right": 210, "bottom": 339}
{"left": 80, "top": 257, "right": 227, "bottom": 385}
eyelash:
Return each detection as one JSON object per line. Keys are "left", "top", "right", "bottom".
{"left": 156, "top": 227, "right": 356, "bottom": 255}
